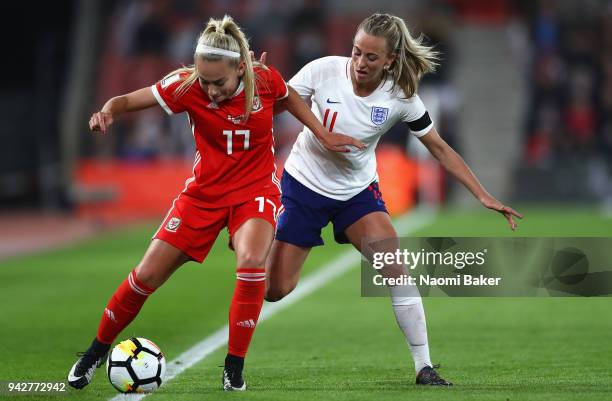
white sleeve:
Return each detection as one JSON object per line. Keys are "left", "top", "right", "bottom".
{"left": 288, "top": 60, "right": 316, "bottom": 98}
{"left": 401, "top": 94, "right": 434, "bottom": 137}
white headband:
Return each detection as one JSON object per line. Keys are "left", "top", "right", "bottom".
{"left": 195, "top": 43, "right": 241, "bottom": 58}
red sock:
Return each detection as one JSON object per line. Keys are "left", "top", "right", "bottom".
{"left": 96, "top": 270, "right": 155, "bottom": 344}
{"left": 227, "top": 267, "right": 266, "bottom": 357}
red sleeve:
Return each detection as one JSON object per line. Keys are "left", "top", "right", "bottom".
{"left": 150, "top": 72, "right": 189, "bottom": 115}
{"left": 265, "top": 65, "right": 289, "bottom": 100}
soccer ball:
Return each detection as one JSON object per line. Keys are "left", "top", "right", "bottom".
{"left": 107, "top": 337, "right": 166, "bottom": 393}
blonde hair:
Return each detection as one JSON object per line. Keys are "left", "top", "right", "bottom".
{"left": 169, "top": 15, "right": 257, "bottom": 121}
{"left": 357, "top": 13, "right": 439, "bottom": 98}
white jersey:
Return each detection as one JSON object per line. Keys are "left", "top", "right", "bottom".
{"left": 284, "top": 56, "right": 433, "bottom": 200}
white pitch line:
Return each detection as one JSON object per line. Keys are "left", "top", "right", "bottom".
{"left": 108, "top": 208, "right": 435, "bottom": 400}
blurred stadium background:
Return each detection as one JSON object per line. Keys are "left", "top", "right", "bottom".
{"left": 1, "top": 1, "right": 612, "bottom": 399}
{"left": 2, "top": 0, "right": 612, "bottom": 256}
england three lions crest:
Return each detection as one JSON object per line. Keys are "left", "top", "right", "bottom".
{"left": 371, "top": 106, "right": 389, "bottom": 125}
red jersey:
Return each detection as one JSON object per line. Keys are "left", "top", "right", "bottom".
{"left": 151, "top": 66, "right": 288, "bottom": 207}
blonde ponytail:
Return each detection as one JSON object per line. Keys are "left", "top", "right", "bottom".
{"left": 171, "top": 15, "right": 257, "bottom": 121}
{"left": 218, "top": 16, "right": 256, "bottom": 121}
{"left": 357, "top": 13, "right": 439, "bottom": 98}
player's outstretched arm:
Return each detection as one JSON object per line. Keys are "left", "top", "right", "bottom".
{"left": 281, "top": 86, "right": 366, "bottom": 152}
{"left": 418, "top": 127, "right": 523, "bottom": 231}
{"left": 89, "top": 87, "right": 158, "bottom": 134}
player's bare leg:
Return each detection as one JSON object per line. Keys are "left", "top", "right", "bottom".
{"left": 68, "top": 239, "right": 190, "bottom": 389}
{"left": 133, "top": 239, "right": 191, "bottom": 288}
{"left": 223, "top": 218, "right": 274, "bottom": 391}
{"left": 264, "top": 240, "right": 311, "bottom": 301}
{"left": 232, "top": 217, "right": 275, "bottom": 268}
{"left": 345, "top": 211, "right": 451, "bottom": 386}
{"left": 344, "top": 211, "right": 398, "bottom": 258}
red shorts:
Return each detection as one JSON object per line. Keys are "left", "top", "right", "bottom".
{"left": 153, "top": 194, "right": 282, "bottom": 263}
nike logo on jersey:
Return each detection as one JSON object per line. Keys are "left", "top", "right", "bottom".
{"left": 326, "top": 98, "right": 341, "bottom": 104}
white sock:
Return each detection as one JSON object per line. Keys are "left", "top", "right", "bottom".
{"left": 389, "top": 286, "right": 432, "bottom": 373}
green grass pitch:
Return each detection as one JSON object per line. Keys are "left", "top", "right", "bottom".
{"left": 0, "top": 206, "right": 610, "bottom": 400}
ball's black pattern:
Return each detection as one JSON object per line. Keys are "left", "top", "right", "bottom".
{"left": 107, "top": 337, "right": 164, "bottom": 393}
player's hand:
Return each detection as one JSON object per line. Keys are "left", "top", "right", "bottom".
{"left": 320, "top": 132, "right": 366, "bottom": 153}
{"left": 89, "top": 111, "right": 114, "bottom": 134}
{"left": 249, "top": 51, "right": 267, "bottom": 64}
{"left": 480, "top": 194, "right": 523, "bottom": 231}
